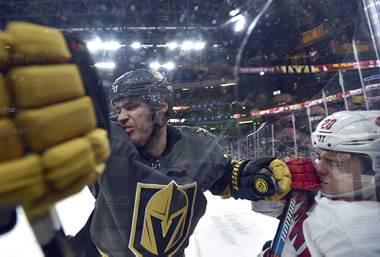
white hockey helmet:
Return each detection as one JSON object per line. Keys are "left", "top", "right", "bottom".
{"left": 311, "top": 111, "right": 380, "bottom": 172}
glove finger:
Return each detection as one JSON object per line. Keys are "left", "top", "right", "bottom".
{"left": 269, "top": 159, "right": 291, "bottom": 180}
{"left": 0, "top": 119, "right": 24, "bottom": 162}
{"left": 0, "top": 175, "right": 44, "bottom": 193}
{"left": 5, "top": 21, "right": 71, "bottom": 65}
{"left": 0, "top": 155, "right": 45, "bottom": 204}
{"left": 15, "top": 96, "right": 96, "bottom": 151}
{"left": 265, "top": 177, "right": 292, "bottom": 201}
{"left": 0, "top": 77, "right": 11, "bottom": 117}
{"left": 0, "top": 32, "right": 14, "bottom": 68}
{"left": 0, "top": 183, "right": 47, "bottom": 206}
{"left": 31, "top": 170, "right": 97, "bottom": 211}
{"left": 0, "top": 155, "right": 42, "bottom": 186}
{"left": 86, "top": 128, "right": 110, "bottom": 163}
{"left": 278, "top": 177, "right": 292, "bottom": 194}
{"left": 43, "top": 137, "right": 96, "bottom": 189}
{"left": 8, "top": 64, "right": 85, "bottom": 109}
{"left": 46, "top": 154, "right": 96, "bottom": 189}
{"left": 43, "top": 137, "right": 92, "bottom": 168}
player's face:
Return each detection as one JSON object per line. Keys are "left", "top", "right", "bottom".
{"left": 314, "top": 149, "right": 370, "bottom": 196}
{"left": 115, "top": 98, "right": 154, "bottom": 147}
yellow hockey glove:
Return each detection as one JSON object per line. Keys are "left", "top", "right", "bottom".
{"left": 0, "top": 22, "right": 110, "bottom": 216}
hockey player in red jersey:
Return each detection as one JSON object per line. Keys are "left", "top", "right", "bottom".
{"left": 304, "top": 110, "right": 380, "bottom": 257}
{"left": 259, "top": 110, "right": 380, "bottom": 257}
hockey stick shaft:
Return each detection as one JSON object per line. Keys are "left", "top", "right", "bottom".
{"left": 270, "top": 191, "right": 298, "bottom": 257}
{"left": 25, "top": 207, "right": 74, "bottom": 257}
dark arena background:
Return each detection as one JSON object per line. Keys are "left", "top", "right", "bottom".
{"left": 0, "top": 0, "right": 379, "bottom": 256}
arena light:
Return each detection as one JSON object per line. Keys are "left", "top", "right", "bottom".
{"left": 87, "top": 38, "right": 122, "bottom": 52}
{"left": 193, "top": 41, "right": 206, "bottom": 50}
{"left": 233, "top": 14, "right": 246, "bottom": 32}
{"left": 181, "top": 41, "right": 194, "bottom": 51}
{"left": 149, "top": 61, "right": 161, "bottom": 70}
{"left": 220, "top": 82, "right": 237, "bottom": 87}
{"left": 229, "top": 8, "right": 240, "bottom": 16}
{"left": 131, "top": 41, "right": 142, "bottom": 49}
{"left": 239, "top": 120, "right": 254, "bottom": 124}
{"left": 94, "top": 62, "right": 116, "bottom": 69}
{"left": 168, "top": 118, "right": 187, "bottom": 123}
{"left": 166, "top": 42, "right": 178, "bottom": 50}
{"left": 103, "top": 41, "right": 122, "bottom": 50}
{"left": 162, "top": 61, "right": 175, "bottom": 70}
{"left": 87, "top": 38, "right": 103, "bottom": 52}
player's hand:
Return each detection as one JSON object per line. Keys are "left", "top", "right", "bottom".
{"left": 285, "top": 157, "right": 320, "bottom": 191}
{"left": 0, "top": 22, "right": 110, "bottom": 216}
{"left": 266, "top": 159, "right": 292, "bottom": 200}
{"left": 230, "top": 157, "right": 291, "bottom": 201}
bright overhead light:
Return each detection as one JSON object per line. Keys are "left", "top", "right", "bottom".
{"left": 220, "top": 82, "right": 237, "bottom": 87}
{"left": 166, "top": 42, "right": 178, "bottom": 50}
{"left": 193, "top": 41, "right": 206, "bottom": 50}
{"left": 94, "top": 62, "right": 116, "bottom": 69}
{"left": 87, "top": 38, "right": 103, "bottom": 52}
{"left": 149, "top": 61, "right": 161, "bottom": 70}
{"left": 260, "top": 71, "right": 265, "bottom": 76}
{"left": 87, "top": 38, "right": 122, "bottom": 52}
{"left": 229, "top": 8, "right": 240, "bottom": 16}
{"left": 103, "top": 41, "right": 122, "bottom": 50}
{"left": 239, "top": 120, "right": 254, "bottom": 124}
{"left": 131, "top": 41, "right": 142, "bottom": 49}
{"left": 181, "top": 41, "right": 193, "bottom": 51}
{"left": 162, "top": 61, "right": 175, "bottom": 70}
{"left": 233, "top": 14, "right": 246, "bottom": 32}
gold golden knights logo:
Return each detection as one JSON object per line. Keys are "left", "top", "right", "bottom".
{"left": 129, "top": 181, "right": 197, "bottom": 257}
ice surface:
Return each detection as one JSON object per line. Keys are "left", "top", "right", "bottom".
{"left": 0, "top": 190, "right": 278, "bottom": 257}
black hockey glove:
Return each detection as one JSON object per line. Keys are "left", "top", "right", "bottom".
{"left": 230, "top": 157, "right": 291, "bottom": 201}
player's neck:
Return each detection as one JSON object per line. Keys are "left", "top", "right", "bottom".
{"left": 144, "top": 126, "right": 167, "bottom": 157}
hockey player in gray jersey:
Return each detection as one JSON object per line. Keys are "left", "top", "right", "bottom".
{"left": 69, "top": 68, "right": 292, "bottom": 257}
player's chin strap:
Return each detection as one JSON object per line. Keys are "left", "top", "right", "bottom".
{"left": 322, "top": 176, "right": 376, "bottom": 201}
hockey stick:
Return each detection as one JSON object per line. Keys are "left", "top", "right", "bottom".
{"left": 25, "top": 207, "right": 74, "bottom": 257}
{"left": 270, "top": 191, "right": 298, "bottom": 257}
{"left": 269, "top": 157, "right": 320, "bottom": 257}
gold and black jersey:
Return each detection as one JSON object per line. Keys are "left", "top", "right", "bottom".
{"left": 86, "top": 123, "right": 230, "bottom": 257}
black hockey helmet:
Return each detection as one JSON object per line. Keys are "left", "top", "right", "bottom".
{"left": 109, "top": 68, "right": 174, "bottom": 115}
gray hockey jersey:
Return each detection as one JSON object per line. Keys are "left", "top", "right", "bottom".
{"left": 89, "top": 122, "right": 231, "bottom": 257}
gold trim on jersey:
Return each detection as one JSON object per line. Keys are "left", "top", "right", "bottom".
{"left": 97, "top": 247, "right": 109, "bottom": 257}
